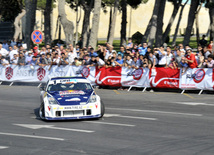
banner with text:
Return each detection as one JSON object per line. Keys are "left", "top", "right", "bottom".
{"left": 179, "top": 68, "right": 214, "bottom": 90}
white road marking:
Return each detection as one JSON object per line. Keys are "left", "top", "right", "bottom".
{"left": 0, "top": 146, "right": 9, "bottom": 149}
{"left": 174, "top": 102, "right": 214, "bottom": 106}
{"left": 117, "top": 115, "right": 157, "bottom": 121}
{"left": 106, "top": 108, "right": 202, "bottom": 117}
{"left": 85, "top": 121, "right": 135, "bottom": 127}
{"left": 0, "top": 132, "right": 64, "bottom": 141}
{"left": 14, "top": 124, "right": 94, "bottom": 133}
{"left": 104, "top": 114, "right": 121, "bottom": 117}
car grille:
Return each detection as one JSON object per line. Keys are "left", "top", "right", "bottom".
{"left": 55, "top": 109, "right": 91, "bottom": 117}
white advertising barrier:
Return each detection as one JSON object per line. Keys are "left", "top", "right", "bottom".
{"left": 0, "top": 65, "right": 44, "bottom": 82}
{"left": 179, "top": 68, "right": 214, "bottom": 90}
{"left": 0, "top": 65, "right": 72, "bottom": 82}
{"left": 121, "top": 67, "right": 150, "bottom": 87}
{"left": 70, "top": 66, "right": 96, "bottom": 85}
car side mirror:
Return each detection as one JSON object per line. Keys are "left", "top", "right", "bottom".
{"left": 39, "top": 86, "right": 46, "bottom": 91}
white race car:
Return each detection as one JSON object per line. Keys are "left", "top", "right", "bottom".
{"left": 39, "top": 77, "right": 105, "bottom": 120}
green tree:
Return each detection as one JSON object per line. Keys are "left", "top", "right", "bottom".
{"left": 0, "top": 0, "right": 22, "bottom": 22}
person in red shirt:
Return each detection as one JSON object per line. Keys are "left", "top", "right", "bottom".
{"left": 185, "top": 49, "right": 198, "bottom": 69}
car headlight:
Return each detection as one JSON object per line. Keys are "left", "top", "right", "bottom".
{"left": 47, "top": 96, "right": 58, "bottom": 105}
{"left": 89, "top": 95, "right": 97, "bottom": 103}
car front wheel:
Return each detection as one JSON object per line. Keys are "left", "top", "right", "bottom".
{"left": 39, "top": 102, "right": 45, "bottom": 120}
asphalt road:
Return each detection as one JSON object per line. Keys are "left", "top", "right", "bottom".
{"left": 0, "top": 85, "right": 214, "bottom": 155}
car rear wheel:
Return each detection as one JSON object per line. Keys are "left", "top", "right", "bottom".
{"left": 100, "top": 101, "right": 105, "bottom": 118}
{"left": 39, "top": 102, "right": 45, "bottom": 120}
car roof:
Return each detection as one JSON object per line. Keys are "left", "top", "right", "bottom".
{"left": 49, "top": 77, "right": 89, "bottom": 84}
{"left": 50, "top": 77, "right": 87, "bottom": 81}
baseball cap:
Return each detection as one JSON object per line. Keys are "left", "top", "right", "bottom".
{"left": 92, "top": 53, "right": 98, "bottom": 57}
{"left": 33, "top": 46, "right": 38, "bottom": 50}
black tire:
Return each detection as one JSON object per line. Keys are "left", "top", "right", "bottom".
{"left": 100, "top": 101, "right": 105, "bottom": 118}
{"left": 39, "top": 102, "right": 45, "bottom": 120}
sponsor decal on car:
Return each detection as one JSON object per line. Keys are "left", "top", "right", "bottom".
{"left": 59, "top": 90, "right": 85, "bottom": 95}
{"left": 65, "top": 98, "right": 81, "bottom": 102}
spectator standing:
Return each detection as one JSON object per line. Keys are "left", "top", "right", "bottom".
{"left": 17, "top": 53, "right": 25, "bottom": 66}
{"left": 180, "top": 57, "right": 189, "bottom": 75}
{"left": 197, "top": 51, "right": 205, "bottom": 68}
{"left": 138, "top": 43, "right": 148, "bottom": 56}
{"left": 96, "top": 56, "right": 105, "bottom": 68}
{"left": 67, "top": 44, "right": 77, "bottom": 64}
{"left": 38, "top": 54, "right": 48, "bottom": 67}
{"left": 2, "top": 40, "right": 9, "bottom": 51}
{"left": 178, "top": 44, "right": 186, "bottom": 56}
{"left": 157, "top": 46, "right": 167, "bottom": 67}
{"left": 124, "top": 55, "right": 132, "bottom": 68}
{"left": 174, "top": 49, "right": 183, "bottom": 69}
{"left": 131, "top": 57, "right": 140, "bottom": 69}
{"left": 25, "top": 51, "right": 33, "bottom": 65}
{"left": 185, "top": 49, "right": 198, "bottom": 69}
{"left": 117, "top": 46, "right": 126, "bottom": 58}
{"left": 199, "top": 35, "right": 207, "bottom": 48}
{"left": 11, "top": 54, "right": 18, "bottom": 65}
{"left": 166, "top": 46, "right": 174, "bottom": 69}
{"left": 0, "top": 44, "right": 9, "bottom": 57}
{"left": 127, "top": 38, "right": 133, "bottom": 48}
{"left": 1, "top": 56, "right": 9, "bottom": 66}
{"left": 203, "top": 54, "right": 214, "bottom": 68}
{"left": 203, "top": 47, "right": 211, "bottom": 59}
{"left": 9, "top": 45, "right": 18, "bottom": 61}
{"left": 59, "top": 53, "right": 69, "bottom": 66}
{"left": 115, "top": 54, "right": 123, "bottom": 67}
{"left": 148, "top": 52, "right": 158, "bottom": 68}
{"left": 29, "top": 56, "right": 38, "bottom": 66}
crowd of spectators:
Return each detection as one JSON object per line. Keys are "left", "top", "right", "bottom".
{"left": 0, "top": 35, "right": 213, "bottom": 73}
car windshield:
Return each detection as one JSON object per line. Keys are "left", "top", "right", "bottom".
{"left": 47, "top": 82, "right": 93, "bottom": 92}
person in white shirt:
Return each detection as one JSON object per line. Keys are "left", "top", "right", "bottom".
{"left": 11, "top": 54, "right": 19, "bottom": 65}
{"left": 9, "top": 45, "right": 18, "bottom": 61}
{"left": 158, "top": 46, "right": 167, "bottom": 66}
{"left": 0, "top": 44, "right": 9, "bottom": 57}
{"left": 96, "top": 56, "right": 105, "bottom": 68}
{"left": 1, "top": 56, "right": 9, "bottom": 66}
{"left": 104, "top": 46, "right": 116, "bottom": 61}
{"left": 67, "top": 44, "right": 77, "bottom": 65}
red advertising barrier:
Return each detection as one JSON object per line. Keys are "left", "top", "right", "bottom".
{"left": 95, "top": 66, "right": 122, "bottom": 87}
{"left": 149, "top": 67, "right": 180, "bottom": 89}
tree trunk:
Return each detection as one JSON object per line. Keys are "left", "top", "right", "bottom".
{"left": 44, "top": 0, "right": 52, "bottom": 45}
{"left": 209, "top": 9, "right": 213, "bottom": 41}
{"left": 147, "top": 0, "right": 162, "bottom": 47}
{"left": 155, "top": 0, "right": 166, "bottom": 47}
{"left": 162, "top": 0, "right": 181, "bottom": 44}
{"left": 183, "top": 0, "right": 199, "bottom": 46}
{"left": 13, "top": 9, "right": 26, "bottom": 41}
{"left": 88, "top": 0, "right": 102, "bottom": 49}
{"left": 107, "top": 6, "right": 113, "bottom": 42}
{"left": 75, "top": 5, "right": 81, "bottom": 44}
{"left": 195, "top": 2, "right": 203, "bottom": 46}
{"left": 120, "top": 0, "right": 127, "bottom": 46}
{"left": 81, "top": 10, "right": 91, "bottom": 48}
{"left": 172, "top": 0, "right": 189, "bottom": 46}
{"left": 142, "top": 17, "right": 152, "bottom": 43}
{"left": 107, "top": 0, "right": 119, "bottom": 45}
{"left": 58, "top": 0, "right": 74, "bottom": 46}
{"left": 24, "top": 0, "right": 37, "bottom": 50}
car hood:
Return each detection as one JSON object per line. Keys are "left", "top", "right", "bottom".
{"left": 48, "top": 90, "right": 94, "bottom": 106}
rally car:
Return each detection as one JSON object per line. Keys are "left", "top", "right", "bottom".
{"left": 39, "top": 77, "right": 105, "bottom": 120}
